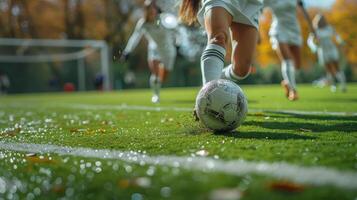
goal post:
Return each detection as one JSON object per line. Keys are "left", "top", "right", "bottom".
{"left": 0, "top": 38, "right": 111, "bottom": 91}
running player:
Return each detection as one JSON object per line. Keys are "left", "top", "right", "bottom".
{"left": 179, "top": 0, "right": 263, "bottom": 85}
{"left": 263, "top": 0, "right": 305, "bottom": 101}
{"left": 122, "top": 0, "right": 177, "bottom": 103}
{"left": 307, "top": 14, "right": 346, "bottom": 92}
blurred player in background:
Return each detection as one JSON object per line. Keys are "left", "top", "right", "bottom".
{"left": 263, "top": 0, "right": 306, "bottom": 101}
{"left": 122, "top": 0, "right": 177, "bottom": 103}
{"left": 179, "top": 0, "right": 263, "bottom": 85}
{"left": 0, "top": 70, "right": 10, "bottom": 95}
{"left": 308, "top": 14, "right": 347, "bottom": 92}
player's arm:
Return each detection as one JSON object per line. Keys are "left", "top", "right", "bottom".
{"left": 307, "top": 33, "right": 318, "bottom": 53}
{"left": 121, "top": 18, "right": 145, "bottom": 61}
{"left": 332, "top": 28, "right": 344, "bottom": 46}
{"left": 297, "top": 0, "right": 317, "bottom": 37}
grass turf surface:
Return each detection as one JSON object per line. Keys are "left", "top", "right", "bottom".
{"left": 0, "top": 84, "right": 357, "bottom": 199}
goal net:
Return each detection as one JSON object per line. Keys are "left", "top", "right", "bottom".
{"left": 0, "top": 38, "right": 111, "bottom": 92}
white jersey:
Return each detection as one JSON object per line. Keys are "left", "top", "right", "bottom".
{"left": 308, "top": 26, "right": 340, "bottom": 65}
{"left": 198, "top": 0, "right": 263, "bottom": 30}
{"left": 264, "top": 0, "right": 302, "bottom": 47}
{"left": 124, "top": 15, "right": 177, "bottom": 70}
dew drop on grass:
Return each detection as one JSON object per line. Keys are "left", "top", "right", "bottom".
{"left": 196, "top": 150, "right": 209, "bottom": 157}
{"left": 33, "top": 187, "right": 41, "bottom": 196}
{"left": 112, "top": 163, "right": 119, "bottom": 171}
{"left": 146, "top": 166, "right": 155, "bottom": 176}
{"left": 95, "top": 161, "right": 102, "bottom": 167}
{"left": 160, "top": 186, "right": 171, "bottom": 198}
{"left": 85, "top": 162, "right": 92, "bottom": 168}
{"left": 0, "top": 177, "right": 6, "bottom": 194}
{"left": 95, "top": 167, "right": 102, "bottom": 173}
{"left": 135, "top": 177, "right": 151, "bottom": 188}
{"left": 131, "top": 193, "right": 143, "bottom": 200}
{"left": 125, "top": 165, "right": 132, "bottom": 173}
{"left": 26, "top": 193, "right": 35, "bottom": 200}
{"left": 68, "top": 174, "right": 75, "bottom": 182}
{"left": 66, "top": 188, "right": 74, "bottom": 197}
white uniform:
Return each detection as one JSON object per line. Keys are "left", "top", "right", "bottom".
{"left": 308, "top": 26, "right": 340, "bottom": 65}
{"left": 124, "top": 15, "right": 177, "bottom": 71}
{"left": 264, "top": 0, "right": 302, "bottom": 49}
{"left": 197, "top": 0, "right": 263, "bottom": 30}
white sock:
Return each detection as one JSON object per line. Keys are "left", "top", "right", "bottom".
{"left": 201, "top": 44, "right": 226, "bottom": 84}
{"left": 288, "top": 62, "right": 297, "bottom": 91}
{"left": 149, "top": 74, "right": 161, "bottom": 96}
{"left": 326, "top": 73, "right": 336, "bottom": 86}
{"left": 335, "top": 71, "right": 346, "bottom": 89}
{"left": 281, "top": 60, "right": 297, "bottom": 91}
{"left": 221, "top": 64, "right": 251, "bottom": 82}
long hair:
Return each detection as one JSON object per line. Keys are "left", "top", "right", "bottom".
{"left": 179, "top": 0, "right": 201, "bottom": 25}
{"left": 313, "top": 14, "right": 328, "bottom": 29}
{"left": 144, "top": 0, "right": 160, "bottom": 22}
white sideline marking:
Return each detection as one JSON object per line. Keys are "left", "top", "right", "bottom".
{"left": 62, "top": 103, "right": 357, "bottom": 117}
{"left": 1, "top": 142, "right": 357, "bottom": 190}
{"left": 60, "top": 103, "right": 193, "bottom": 112}
{"left": 2, "top": 103, "right": 357, "bottom": 116}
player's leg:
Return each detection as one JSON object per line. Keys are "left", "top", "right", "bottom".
{"left": 222, "top": 22, "right": 258, "bottom": 82}
{"left": 325, "top": 62, "right": 337, "bottom": 92}
{"left": 150, "top": 64, "right": 171, "bottom": 103}
{"left": 331, "top": 61, "right": 347, "bottom": 92}
{"left": 148, "top": 59, "right": 161, "bottom": 103}
{"left": 201, "top": 7, "right": 232, "bottom": 84}
{"left": 158, "top": 65, "right": 169, "bottom": 82}
{"left": 288, "top": 44, "right": 301, "bottom": 98}
{"left": 289, "top": 45, "right": 301, "bottom": 70}
{"left": 275, "top": 43, "right": 298, "bottom": 100}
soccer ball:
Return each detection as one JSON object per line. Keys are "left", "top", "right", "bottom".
{"left": 195, "top": 79, "right": 248, "bottom": 132}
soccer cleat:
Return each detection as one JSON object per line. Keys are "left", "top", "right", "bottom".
{"left": 288, "top": 90, "right": 299, "bottom": 101}
{"left": 151, "top": 94, "right": 160, "bottom": 104}
{"left": 281, "top": 80, "right": 290, "bottom": 98}
{"left": 330, "top": 85, "right": 337, "bottom": 93}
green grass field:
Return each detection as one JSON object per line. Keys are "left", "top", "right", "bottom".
{"left": 0, "top": 84, "right": 357, "bottom": 200}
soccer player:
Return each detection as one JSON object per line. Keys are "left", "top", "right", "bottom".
{"left": 307, "top": 14, "right": 346, "bottom": 92}
{"left": 263, "top": 0, "right": 305, "bottom": 101}
{"left": 179, "top": 0, "right": 263, "bottom": 85}
{"left": 122, "top": 0, "right": 177, "bottom": 103}
{"left": 0, "top": 70, "right": 10, "bottom": 95}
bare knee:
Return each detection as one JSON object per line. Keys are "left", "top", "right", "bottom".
{"left": 208, "top": 31, "right": 229, "bottom": 48}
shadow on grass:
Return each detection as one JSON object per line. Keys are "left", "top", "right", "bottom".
{"left": 317, "top": 98, "right": 357, "bottom": 103}
{"left": 214, "top": 131, "right": 316, "bottom": 140}
{"left": 244, "top": 120, "right": 357, "bottom": 133}
{"left": 265, "top": 111, "right": 357, "bottom": 122}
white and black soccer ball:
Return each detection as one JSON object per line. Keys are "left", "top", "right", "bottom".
{"left": 195, "top": 79, "right": 248, "bottom": 132}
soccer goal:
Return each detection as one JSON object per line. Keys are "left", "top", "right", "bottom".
{"left": 0, "top": 38, "right": 111, "bottom": 91}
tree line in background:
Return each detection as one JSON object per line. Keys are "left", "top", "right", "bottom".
{"left": 0, "top": 0, "right": 355, "bottom": 93}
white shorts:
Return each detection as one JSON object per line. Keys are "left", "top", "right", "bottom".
{"left": 269, "top": 33, "right": 302, "bottom": 50}
{"left": 147, "top": 45, "right": 176, "bottom": 71}
{"left": 197, "top": 0, "right": 263, "bottom": 30}
{"left": 318, "top": 47, "right": 339, "bottom": 65}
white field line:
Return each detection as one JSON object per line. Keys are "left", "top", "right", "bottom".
{"left": 60, "top": 103, "right": 357, "bottom": 116}
{"left": 2, "top": 103, "right": 357, "bottom": 116}
{"left": 0, "top": 142, "right": 357, "bottom": 190}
